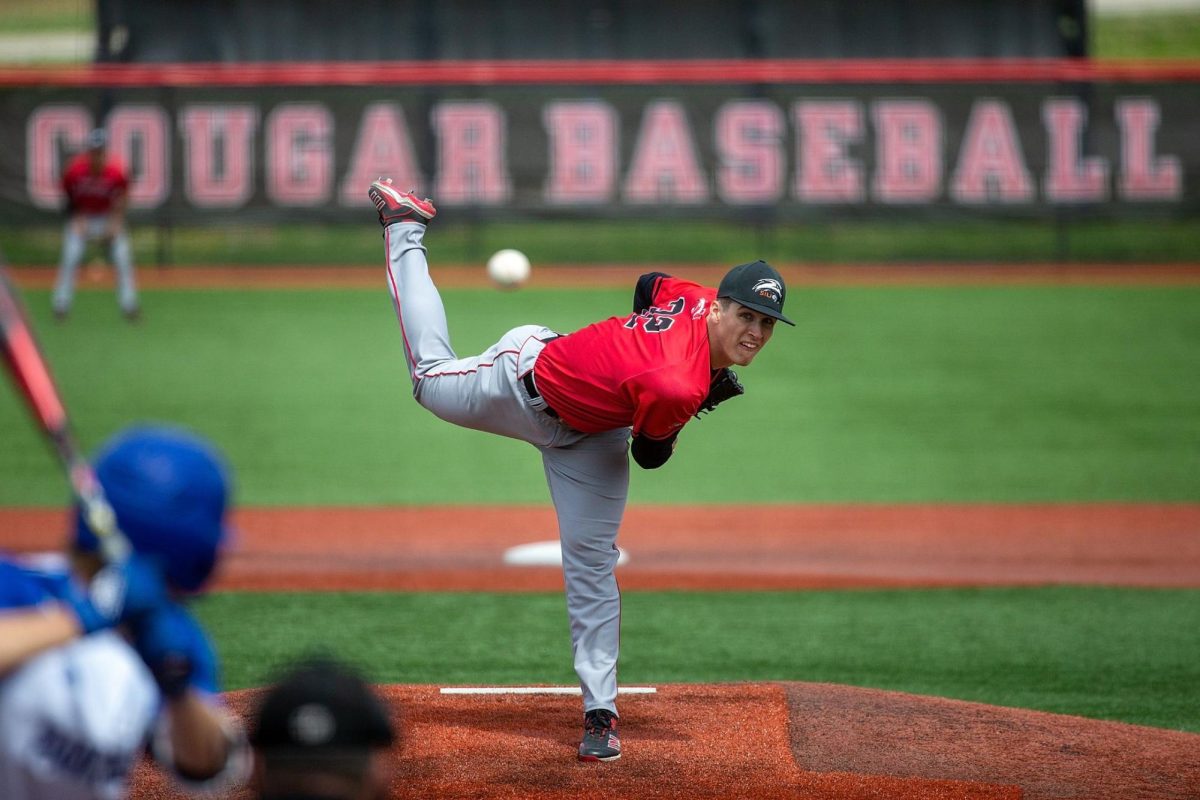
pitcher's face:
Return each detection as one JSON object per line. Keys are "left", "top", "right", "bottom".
{"left": 708, "top": 300, "right": 775, "bottom": 369}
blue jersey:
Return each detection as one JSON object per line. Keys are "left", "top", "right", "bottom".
{"left": 0, "top": 555, "right": 228, "bottom": 799}
{"left": 0, "top": 556, "right": 219, "bottom": 693}
{"left": 0, "top": 558, "right": 70, "bottom": 609}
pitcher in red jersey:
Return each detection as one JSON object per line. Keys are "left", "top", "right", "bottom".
{"left": 369, "top": 178, "right": 793, "bottom": 763}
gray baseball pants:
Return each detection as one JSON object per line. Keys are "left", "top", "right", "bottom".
{"left": 384, "top": 221, "right": 629, "bottom": 715}
{"left": 52, "top": 215, "right": 138, "bottom": 315}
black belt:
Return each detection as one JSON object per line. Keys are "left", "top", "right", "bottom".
{"left": 522, "top": 371, "right": 559, "bottom": 418}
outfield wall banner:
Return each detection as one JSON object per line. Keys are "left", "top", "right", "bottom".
{"left": 0, "top": 62, "right": 1196, "bottom": 225}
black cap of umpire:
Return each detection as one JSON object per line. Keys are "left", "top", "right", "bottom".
{"left": 250, "top": 657, "right": 395, "bottom": 752}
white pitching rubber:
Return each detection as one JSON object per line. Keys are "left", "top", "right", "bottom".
{"left": 440, "top": 687, "right": 657, "bottom": 695}
{"left": 503, "top": 540, "right": 628, "bottom": 567}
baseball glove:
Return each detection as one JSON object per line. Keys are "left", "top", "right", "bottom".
{"left": 695, "top": 368, "right": 744, "bottom": 417}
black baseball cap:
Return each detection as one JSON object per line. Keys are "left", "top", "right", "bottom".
{"left": 250, "top": 657, "right": 395, "bottom": 752}
{"left": 717, "top": 260, "right": 794, "bottom": 326}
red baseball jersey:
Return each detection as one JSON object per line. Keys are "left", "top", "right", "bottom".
{"left": 534, "top": 275, "right": 716, "bottom": 440}
{"left": 61, "top": 153, "right": 128, "bottom": 214}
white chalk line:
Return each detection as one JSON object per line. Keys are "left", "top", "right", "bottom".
{"left": 440, "top": 686, "right": 657, "bottom": 695}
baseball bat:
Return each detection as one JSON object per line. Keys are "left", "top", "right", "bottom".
{"left": 0, "top": 261, "right": 130, "bottom": 564}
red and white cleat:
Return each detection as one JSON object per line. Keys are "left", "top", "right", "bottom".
{"left": 368, "top": 178, "right": 437, "bottom": 227}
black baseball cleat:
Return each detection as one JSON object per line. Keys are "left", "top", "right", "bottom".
{"left": 578, "top": 709, "right": 621, "bottom": 762}
{"left": 368, "top": 178, "right": 436, "bottom": 228}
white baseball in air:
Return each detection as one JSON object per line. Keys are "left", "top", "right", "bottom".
{"left": 487, "top": 248, "right": 531, "bottom": 288}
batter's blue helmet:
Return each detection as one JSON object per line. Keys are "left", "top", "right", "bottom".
{"left": 74, "top": 425, "right": 232, "bottom": 593}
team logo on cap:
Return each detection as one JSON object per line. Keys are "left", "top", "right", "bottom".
{"left": 752, "top": 278, "right": 783, "bottom": 305}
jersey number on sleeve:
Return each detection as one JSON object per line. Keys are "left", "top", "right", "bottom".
{"left": 624, "top": 296, "right": 685, "bottom": 333}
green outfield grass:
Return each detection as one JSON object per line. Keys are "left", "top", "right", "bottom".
{"left": 194, "top": 587, "right": 1200, "bottom": 732}
{"left": 1093, "top": 11, "right": 1200, "bottom": 59}
{"left": 0, "top": 0, "right": 90, "bottom": 34}
{"left": 2, "top": 283, "right": 1197, "bottom": 505}
{"left": 2, "top": 281, "right": 1196, "bottom": 734}
{"left": 4, "top": 217, "right": 1200, "bottom": 267}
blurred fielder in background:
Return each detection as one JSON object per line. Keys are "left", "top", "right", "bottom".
{"left": 370, "top": 178, "right": 791, "bottom": 762}
{"left": 52, "top": 128, "right": 140, "bottom": 323}
{"left": 0, "top": 425, "right": 251, "bottom": 799}
{"left": 249, "top": 656, "right": 396, "bottom": 800}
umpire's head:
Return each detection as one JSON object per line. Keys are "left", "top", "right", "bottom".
{"left": 250, "top": 656, "right": 395, "bottom": 800}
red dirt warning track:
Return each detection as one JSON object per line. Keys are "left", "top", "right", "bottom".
{"left": 4, "top": 503, "right": 1199, "bottom": 798}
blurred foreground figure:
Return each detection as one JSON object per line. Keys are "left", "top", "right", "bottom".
{"left": 250, "top": 657, "right": 395, "bottom": 800}
{"left": 52, "top": 128, "right": 140, "bottom": 322}
{"left": 0, "top": 425, "right": 251, "bottom": 799}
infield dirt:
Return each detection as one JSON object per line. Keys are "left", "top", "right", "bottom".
{"left": 126, "top": 681, "right": 1199, "bottom": 800}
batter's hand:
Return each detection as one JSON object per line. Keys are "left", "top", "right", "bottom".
{"left": 66, "top": 554, "right": 170, "bottom": 634}
{"left": 132, "top": 602, "right": 218, "bottom": 699}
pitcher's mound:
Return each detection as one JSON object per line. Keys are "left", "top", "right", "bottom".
{"left": 131, "top": 682, "right": 1198, "bottom": 799}
{"left": 789, "top": 682, "right": 1200, "bottom": 800}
